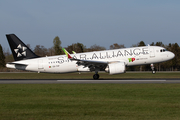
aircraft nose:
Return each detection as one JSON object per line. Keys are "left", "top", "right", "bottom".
{"left": 169, "top": 52, "right": 175, "bottom": 59}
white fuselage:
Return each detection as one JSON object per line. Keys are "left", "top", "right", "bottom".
{"left": 6, "top": 46, "right": 175, "bottom": 73}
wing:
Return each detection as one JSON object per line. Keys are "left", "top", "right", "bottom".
{"left": 75, "top": 59, "right": 108, "bottom": 71}
{"left": 62, "top": 48, "right": 108, "bottom": 71}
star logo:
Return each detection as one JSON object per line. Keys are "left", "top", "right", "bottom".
{"left": 14, "top": 44, "right": 27, "bottom": 57}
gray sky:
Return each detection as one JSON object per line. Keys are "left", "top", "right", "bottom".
{"left": 1, "top": 0, "right": 180, "bottom": 51}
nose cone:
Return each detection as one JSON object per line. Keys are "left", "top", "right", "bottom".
{"left": 169, "top": 52, "right": 175, "bottom": 59}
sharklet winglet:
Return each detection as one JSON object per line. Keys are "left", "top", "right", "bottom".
{"left": 62, "top": 48, "right": 72, "bottom": 59}
{"left": 72, "top": 51, "right": 76, "bottom": 54}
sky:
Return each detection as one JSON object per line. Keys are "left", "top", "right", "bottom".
{"left": 1, "top": 0, "right": 180, "bottom": 51}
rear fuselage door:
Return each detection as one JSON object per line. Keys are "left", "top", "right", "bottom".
{"left": 38, "top": 60, "right": 44, "bottom": 69}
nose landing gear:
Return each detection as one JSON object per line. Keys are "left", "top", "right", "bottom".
{"left": 151, "top": 64, "right": 156, "bottom": 74}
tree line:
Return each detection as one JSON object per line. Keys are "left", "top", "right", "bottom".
{"left": 0, "top": 36, "right": 180, "bottom": 71}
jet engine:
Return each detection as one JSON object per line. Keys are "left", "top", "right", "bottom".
{"left": 77, "top": 66, "right": 90, "bottom": 72}
{"left": 105, "top": 62, "right": 125, "bottom": 74}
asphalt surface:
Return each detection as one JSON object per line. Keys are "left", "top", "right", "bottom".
{"left": 0, "top": 79, "right": 180, "bottom": 84}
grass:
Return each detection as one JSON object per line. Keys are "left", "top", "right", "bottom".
{"left": 0, "top": 84, "right": 180, "bottom": 120}
{"left": 0, "top": 72, "right": 180, "bottom": 119}
{"left": 0, "top": 72, "right": 180, "bottom": 79}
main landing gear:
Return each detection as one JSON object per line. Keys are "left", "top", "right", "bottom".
{"left": 93, "top": 74, "right": 99, "bottom": 80}
{"left": 150, "top": 64, "right": 156, "bottom": 74}
{"left": 93, "top": 70, "right": 100, "bottom": 80}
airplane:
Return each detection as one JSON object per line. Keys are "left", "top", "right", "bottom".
{"left": 6, "top": 34, "right": 175, "bottom": 79}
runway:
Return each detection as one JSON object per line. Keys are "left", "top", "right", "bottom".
{"left": 0, "top": 79, "right": 180, "bottom": 84}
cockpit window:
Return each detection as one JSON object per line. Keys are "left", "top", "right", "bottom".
{"left": 160, "top": 49, "right": 167, "bottom": 52}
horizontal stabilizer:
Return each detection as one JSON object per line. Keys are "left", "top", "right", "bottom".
{"left": 7, "top": 62, "right": 28, "bottom": 66}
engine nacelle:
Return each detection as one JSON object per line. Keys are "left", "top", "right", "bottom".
{"left": 105, "top": 62, "right": 125, "bottom": 74}
{"left": 77, "top": 66, "right": 90, "bottom": 72}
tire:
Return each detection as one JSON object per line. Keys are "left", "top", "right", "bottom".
{"left": 152, "top": 70, "right": 156, "bottom": 74}
{"left": 93, "top": 74, "right": 99, "bottom": 80}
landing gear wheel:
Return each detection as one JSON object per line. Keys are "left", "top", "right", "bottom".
{"left": 93, "top": 74, "right": 99, "bottom": 80}
{"left": 150, "top": 64, "right": 156, "bottom": 74}
{"left": 152, "top": 70, "right": 156, "bottom": 74}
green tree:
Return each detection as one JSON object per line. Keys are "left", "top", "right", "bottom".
{"left": 53, "top": 36, "right": 62, "bottom": 55}
{"left": 138, "top": 41, "right": 146, "bottom": 47}
{"left": 86, "top": 44, "right": 106, "bottom": 52}
{"left": 150, "top": 42, "right": 155, "bottom": 46}
{"left": 155, "top": 42, "right": 164, "bottom": 47}
{"left": 110, "top": 43, "right": 125, "bottom": 49}
{"left": 47, "top": 47, "right": 55, "bottom": 56}
{"left": 34, "top": 45, "right": 48, "bottom": 57}
{"left": 170, "top": 43, "right": 180, "bottom": 70}
{"left": 66, "top": 43, "right": 85, "bottom": 53}
{"left": 0, "top": 44, "right": 6, "bottom": 68}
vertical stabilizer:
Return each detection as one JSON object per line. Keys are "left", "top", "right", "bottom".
{"left": 6, "top": 34, "right": 39, "bottom": 61}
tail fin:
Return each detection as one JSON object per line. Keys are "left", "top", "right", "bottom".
{"left": 6, "top": 34, "right": 39, "bottom": 61}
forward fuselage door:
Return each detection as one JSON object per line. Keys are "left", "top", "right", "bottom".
{"left": 149, "top": 47, "right": 155, "bottom": 57}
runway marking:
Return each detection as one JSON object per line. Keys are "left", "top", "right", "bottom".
{"left": 112, "top": 80, "right": 166, "bottom": 82}
{"left": 57, "top": 80, "right": 167, "bottom": 82}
